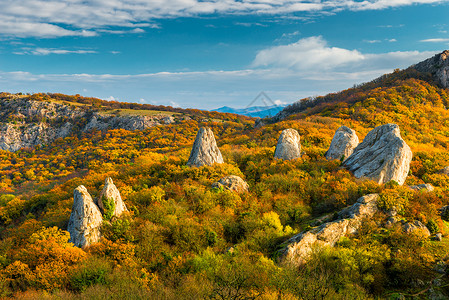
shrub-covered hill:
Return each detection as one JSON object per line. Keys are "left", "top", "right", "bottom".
{"left": 2, "top": 65, "right": 449, "bottom": 299}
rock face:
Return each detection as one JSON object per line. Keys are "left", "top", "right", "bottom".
{"left": 68, "top": 185, "right": 103, "bottom": 248}
{"left": 403, "top": 220, "right": 431, "bottom": 237}
{"left": 274, "top": 129, "right": 301, "bottom": 160}
{"left": 325, "top": 126, "right": 359, "bottom": 161}
{"left": 409, "top": 183, "right": 435, "bottom": 192}
{"left": 280, "top": 194, "right": 379, "bottom": 266}
{"left": 98, "top": 177, "right": 128, "bottom": 218}
{"left": 413, "top": 50, "right": 449, "bottom": 88}
{"left": 342, "top": 124, "right": 412, "bottom": 185}
{"left": 212, "top": 175, "right": 249, "bottom": 193}
{"left": 0, "top": 94, "right": 178, "bottom": 152}
{"left": 187, "top": 127, "right": 224, "bottom": 167}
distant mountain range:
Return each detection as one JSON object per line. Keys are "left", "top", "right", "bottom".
{"left": 212, "top": 104, "right": 287, "bottom": 118}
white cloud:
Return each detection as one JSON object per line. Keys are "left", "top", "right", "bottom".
{"left": 252, "top": 36, "right": 437, "bottom": 75}
{"left": 421, "top": 38, "right": 449, "bottom": 42}
{"left": 15, "top": 48, "right": 97, "bottom": 55}
{"left": 252, "top": 36, "right": 365, "bottom": 71}
{"left": 0, "top": 0, "right": 446, "bottom": 38}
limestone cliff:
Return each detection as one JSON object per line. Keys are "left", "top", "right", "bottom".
{"left": 0, "top": 94, "right": 177, "bottom": 152}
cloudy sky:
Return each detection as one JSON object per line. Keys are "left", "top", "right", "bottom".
{"left": 0, "top": 0, "right": 448, "bottom": 109}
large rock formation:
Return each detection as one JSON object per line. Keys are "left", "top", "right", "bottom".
{"left": 280, "top": 194, "right": 379, "bottom": 266}
{"left": 212, "top": 175, "right": 249, "bottom": 193}
{"left": 413, "top": 50, "right": 449, "bottom": 88}
{"left": 187, "top": 127, "right": 224, "bottom": 167}
{"left": 98, "top": 177, "right": 128, "bottom": 218}
{"left": 274, "top": 128, "right": 301, "bottom": 160}
{"left": 342, "top": 124, "right": 412, "bottom": 185}
{"left": 68, "top": 185, "right": 103, "bottom": 248}
{"left": 325, "top": 126, "right": 359, "bottom": 161}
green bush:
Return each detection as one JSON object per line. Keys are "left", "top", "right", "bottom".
{"left": 69, "top": 257, "right": 112, "bottom": 292}
{"left": 102, "top": 196, "right": 116, "bottom": 221}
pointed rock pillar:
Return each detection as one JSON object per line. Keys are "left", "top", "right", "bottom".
{"left": 98, "top": 177, "right": 128, "bottom": 218}
{"left": 187, "top": 127, "right": 224, "bottom": 167}
{"left": 274, "top": 128, "right": 301, "bottom": 160}
{"left": 325, "top": 126, "right": 359, "bottom": 161}
{"left": 68, "top": 185, "right": 103, "bottom": 248}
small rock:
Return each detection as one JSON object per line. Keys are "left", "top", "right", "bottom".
{"left": 325, "top": 126, "right": 359, "bottom": 161}
{"left": 187, "top": 127, "right": 224, "bottom": 167}
{"left": 212, "top": 175, "right": 249, "bottom": 193}
{"left": 342, "top": 124, "right": 412, "bottom": 185}
{"left": 437, "top": 166, "right": 449, "bottom": 175}
{"left": 433, "top": 261, "right": 447, "bottom": 274}
{"left": 434, "top": 233, "right": 443, "bottom": 241}
{"left": 274, "top": 128, "right": 301, "bottom": 160}
{"left": 403, "top": 220, "right": 431, "bottom": 237}
{"left": 409, "top": 183, "right": 435, "bottom": 192}
{"left": 385, "top": 216, "right": 400, "bottom": 228}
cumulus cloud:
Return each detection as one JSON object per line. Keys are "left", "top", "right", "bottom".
{"left": 0, "top": 0, "right": 446, "bottom": 38}
{"left": 252, "top": 36, "right": 365, "bottom": 71}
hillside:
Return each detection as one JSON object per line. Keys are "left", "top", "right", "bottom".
{"left": 2, "top": 52, "right": 449, "bottom": 299}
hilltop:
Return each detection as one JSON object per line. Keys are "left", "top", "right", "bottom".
{"left": 1, "top": 51, "right": 449, "bottom": 299}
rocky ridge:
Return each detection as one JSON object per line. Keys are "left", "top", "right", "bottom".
{"left": 0, "top": 95, "right": 177, "bottom": 152}
{"left": 413, "top": 50, "right": 449, "bottom": 88}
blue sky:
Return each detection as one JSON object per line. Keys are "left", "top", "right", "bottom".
{"left": 0, "top": 0, "right": 448, "bottom": 109}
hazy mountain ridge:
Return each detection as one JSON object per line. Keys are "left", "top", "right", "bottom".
{"left": 212, "top": 104, "right": 286, "bottom": 118}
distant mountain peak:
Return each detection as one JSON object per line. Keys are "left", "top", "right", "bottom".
{"left": 413, "top": 50, "right": 449, "bottom": 88}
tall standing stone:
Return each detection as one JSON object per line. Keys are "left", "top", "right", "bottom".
{"left": 98, "top": 177, "right": 128, "bottom": 218}
{"left": 342, "top": 124, "right": 412, "bottom": 185}
{"left": 274, "top": 128, "right": 301, "bottom": 160}
{"left": 325, "top": 126, "right": 359, "bottom": 161}
{"left": 68, "top": 185, "right": 103, "bottom": 248}
{"left": 187, "top": 127, "right": 224, "bottom": 167}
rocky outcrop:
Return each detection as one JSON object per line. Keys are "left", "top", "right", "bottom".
{"left": 0, "top": 95, "right": 178, "bottom": 152}
{"left": 413, "top": 50, "right": 449, "bottom": 88}
{"left": 438, "top": 166, "right": 449, "bottom": 175}
{"left": 187, "top": 127, "right": 224, "bottom": 167}
{"left": 325, "top": 126, "right": 359, "bottom": 161}
{"left": 274, "top": 129, "right": 301, "bottom": 160}
{"left": 68, "top": 185, "right": 103, "bottom": 248}
{"left": 403, "top": 220, "right": 431, "bottom": 237}
{"left": 342, "top": 124, "right": 412, "bottom": 185}
{"left": 98, "top": 177, "right": 128, "bottom": 218}
{"left": 280, "top": 194, "right": 379, "bottom": 266}
{"left": 409, "top": 183, "right": 435, "bottom": 192}
{"left": 212, "top": 175, "right": 249, "bottom": 193}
